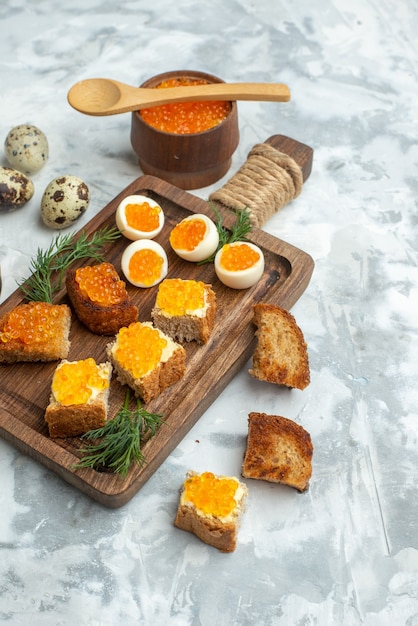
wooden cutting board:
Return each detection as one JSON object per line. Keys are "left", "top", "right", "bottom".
{"left": 0, "top": 137, "right": 314, "bottom": 508}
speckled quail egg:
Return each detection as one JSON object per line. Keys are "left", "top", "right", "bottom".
{"left": 4, "top": 124, "right": 49, "bottom": 174}
{"left": 41, "top": 175, "right": 90, "bottom": 229}
{"left": 0, "top": 166, "right": 34, "bottom": 212}
{"left": 169, "top": 213, "right": 219, "bottom": 262}
{"left": 121, "top": 239, "right": 168, "bottom": 288}
{"left": 116, "top": 194, "right": 164, "bottom": 240}
{"left": 214, "top": 241, "right": 265, "bottom": 289}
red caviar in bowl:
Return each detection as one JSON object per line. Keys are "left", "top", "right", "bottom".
{"left": 140, "top": 78, "right": 231, "bottom": 134}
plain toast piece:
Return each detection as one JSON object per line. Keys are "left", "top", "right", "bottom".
{"left": 242, "top": 412, "right": 313, "bottom": 491}
{"left": 66, "top": 262, "right": 138, "bottom": 335}
{"left": 249, "top": 302, "right": 310, "bottom": 390}
{"left": 45, "top": 358, "right": 112, "bottom": 438}
{"left": 0, "top": 301, "right": 71, "bottom": 363}
{"left": 174, "top": 471, "right": 248, "bottom": 552}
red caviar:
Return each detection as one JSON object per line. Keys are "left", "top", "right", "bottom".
{"left": 183, "top": 472, "right": 238, "bottom": 517}
{"left": 52, "top": 358, "right": 109, "bottom": 406}
{"left": 169, "top": 217, "right": 206, "bottom": 251}
{"left": 75, "top": 263, "right": 127, "bottom": 306}
{"left": 0, "top": 302, "right": 62, "bottom": 345}
{"left": 124, "top": 202, "right": 160, "bottom": 232}
{"left": 128, "top": 249, "right": 164, "bottom": 286}
{"left": 140, "top": 78, "right": 231, "bottom": 134}
{"left": 220, "top": 243, "right": 260, "bottom": 271}
{"left": 114, "top": 322, "right": 167, "bottom": 379}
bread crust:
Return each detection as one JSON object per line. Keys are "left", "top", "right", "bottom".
{"left": 151, "top": 282, "right": 217, "bottom": 344}
{"left": 174, "top": 471, "right": 248, "bottom": 552}
{"left": 45, "top": 361, "right": 112, "bottom": 438}
{"left": 249, "top": 302, "right": 310, "bottom": 390}
{"left": 107, "top": 326, "right": 186, "bottom": 404}
{"left": 66, "top": 265, "right": 138, "bottom": 335}
{"left": 0, "top": 302, "right": 71, "bottom": 363}
{"left": 174, "top": 504, "right": 240, "bottom": 553}
{"left": 242, "top": 412, "right": 313, "bottom": 492}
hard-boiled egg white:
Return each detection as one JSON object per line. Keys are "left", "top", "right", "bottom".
{"left": 116, "top": 194, "right": 164, "bottom": 240}
{"left": 169, "top": 213, "right": 219, "bottom": 262}
{"left": 214, "top": 241, "right": 264, "bottom": 289}
{"left": 121, "top": 239, "right": 168, "bottom": 288}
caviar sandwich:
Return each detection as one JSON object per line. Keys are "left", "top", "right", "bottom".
{"left": 45, "top": 358, "right": 112, "bottom": 438}
{"left": 174, "top": 471, "right": 248, "bottom": 552}
{"left": 107, "top": 321, "right": 186, "bottom": 404}
{"left": 151, "top": 278, "right": 217, "bottom": 344}
{"left": 66, "top": 261, "right": 138, "bottom": 335}
{"left": 0, "top": 301, "right": 71, "bottom": 363}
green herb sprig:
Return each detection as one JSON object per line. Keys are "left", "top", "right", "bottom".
{"left": 19, "top": 225, "right": 121, "bottom": 303}
{"left": 73, "top": 391, "right": 164, "bottom": 477}
{"left": 198, "top": 204, "right": 253, "bottom": 264}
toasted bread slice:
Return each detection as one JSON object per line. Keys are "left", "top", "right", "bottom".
{"left": 107, "top": 321, "right": 186, "bottom": 404}
{"left": 151, "top": 278, "right": 217, "bottom": 344}
{"left": 174, "top": 471, "right": 248, "bottom": 552}
{"left": 249, "top": 302, "right": 310, "bottom": 390}
{"left": 45, "top": 358, "right": 112, "bottom": 438}
{"left": 242, "top": 412, "right": 313, "bottom": 491}
{"left": 66, "top": 262, "right": 138, "bottom": 335}
{"left": 0, "top": 302, "right": 71, "bottom": 363}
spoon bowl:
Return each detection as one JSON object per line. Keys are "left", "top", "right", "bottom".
{"left": 67, "top": 77, "right": 291, "bottom": 116}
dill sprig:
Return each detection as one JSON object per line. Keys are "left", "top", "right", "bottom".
{"left": 198, "top": 204, "right": 253, "bottom": 264}
{"left": 73, "top": 391, "right": 164, "bottom": 477}
{"left": 19, "top": 225, "right": 121, "bottom": 303}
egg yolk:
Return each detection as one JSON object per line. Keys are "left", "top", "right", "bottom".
{"left": 170, "top": 218, "right": 206, "bottom": 252}
{"left": 183, "top": 472, "right": 238, "bottom": 517}
{"left": 124, "top": 202, "right": 160, "bottom": 233}
{"left": 156, "top": 278, "right": 205, "bottom": 316}
{"left": 128, "top": 248, "right": 164, "bottom": 286}
{"left": 115, "top": 323, "right": 167, "bottom": 379}
{"left": 52, "top": 358, "right": 109, "bottom": 406}
{"left": 220, "top": 243, "right": 260, "bottom": 271}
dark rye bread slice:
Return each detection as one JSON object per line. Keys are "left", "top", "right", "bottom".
{"left": 242, "top": 412, "right": 313, "bottom": 492}
{"left": 66, "top": 263, "right": 138, "bottom": 336}
{"left": 249, "top": 302, "right": 310, "bottom": 390}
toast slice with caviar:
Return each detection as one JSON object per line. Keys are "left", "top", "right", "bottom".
{"left": 107, "top": 321, "right": 186, "bottom": 404}
{"left": 249, "top": 302, "right": 310, "bottom": 390}
{"left": 0, "top": 301, "right": 71, "bottom": 363}
{"left": 174, "top": 470, "right": 248, "bottom": 552}
{"left": 45, "top": 358, "right": 112, "bottom": 438}
{"left": 66, "top": 262, "right": 138, "bottom": 335}
{"left": 242, "top": 412, "right": 313, "bottom": 491}
{"left": 151, "top": 278, "right": 217, "bottom": 344}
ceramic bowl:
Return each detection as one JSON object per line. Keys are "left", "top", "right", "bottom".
{"left": 130, "top": 70, "right": 239, "bottom": 190}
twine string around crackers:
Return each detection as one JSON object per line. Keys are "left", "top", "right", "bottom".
{"left": 209, "top": 143, "right": 303, "bottom": 228}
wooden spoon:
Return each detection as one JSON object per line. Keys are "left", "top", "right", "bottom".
{"left": 67, "top": 78, "right": 291, "bottom": 116}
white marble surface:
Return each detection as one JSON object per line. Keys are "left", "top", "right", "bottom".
{"left": 1, "top": 1, "right": 417, "bottom": 624}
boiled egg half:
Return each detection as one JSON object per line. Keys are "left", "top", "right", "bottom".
{"left": 169, "top": 213, "right": 219, "bottom": 262}
{"left": 121, "top": 239, "right": 168, "bottom": 288}
{"left": 116, "top": 194, "right": 164, "bottom": 240}
{"left": 214, "top": 241, "right": 264, "bottom": 289}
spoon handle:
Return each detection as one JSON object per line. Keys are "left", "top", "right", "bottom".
{"left": 132, "top": 82, "right": 291, "bottom": 109}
